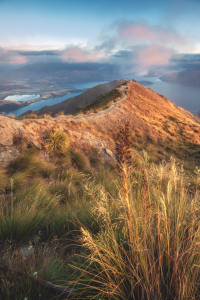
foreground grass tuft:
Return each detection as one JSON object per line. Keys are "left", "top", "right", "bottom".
{"left": 66, "top": 154, "right": 200, "bottom": 300}
{"left": 0, "top": 183, "right": 58, "bottom": 243}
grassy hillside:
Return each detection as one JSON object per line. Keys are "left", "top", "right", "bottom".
{"left": 1, "top": 80, "right": 200, "bottom": 299}
{"left": 1, "top": 128, "right": 200, "bottom": 299}
{"left": 72, "top": 87, "right": 122, "bottom": 115}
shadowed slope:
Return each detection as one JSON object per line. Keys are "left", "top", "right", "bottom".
{"left": 20, "top": 79, "right": 126, "bottom": 117}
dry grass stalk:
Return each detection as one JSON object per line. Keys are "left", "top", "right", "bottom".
{"left": 115, "top": 122, "right": 133, "bottom": 245}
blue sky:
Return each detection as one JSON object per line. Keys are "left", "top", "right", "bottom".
{"left": 0, "top": 0, "right": 200, "bottom": 75}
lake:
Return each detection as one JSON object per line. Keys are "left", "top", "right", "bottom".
{"left": 5, "top": 81, "right": 110, "bottom": 117}
{"left": 5, "top": 78, "right": 200, "bottom": 117}
{"left": 6, "top": 92, "right": 83, "bottom": 117}
{"left": 4, "top": 94, "right": 40, "bottom": 101}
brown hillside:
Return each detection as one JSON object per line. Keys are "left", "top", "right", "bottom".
{"left": 1, "top": 80, "right": 200, "bottom": 167}
{"left": 21, "top": 79, "right": 126, "bottom": 117}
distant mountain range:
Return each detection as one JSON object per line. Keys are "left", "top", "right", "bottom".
{"left": 20, "top": 79, "right": 127, "bottom": 117}
{"left": 0, "top": 78, "right": 28, "bottom": 92}
{"left": 160, "top": 69, "right": 200, "bottom": 87}
{"left": 1, "top": 62, "right": 119, "bottom": 85}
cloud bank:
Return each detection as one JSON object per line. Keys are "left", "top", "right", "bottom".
{"left": 0, "top": 48, "right": 29, "bottom": 65}
{"left": 0, "top": 20, "right": 199, "bottom": 76}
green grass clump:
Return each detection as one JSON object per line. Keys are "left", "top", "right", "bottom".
{"left": 0, "top": 272, "right": 50, "bottom": 300}
{"left": 8, "top": 172, "right": 28, "bottom": 192}
{"left": 0, "top": 183, "right": 58, "bottom": 243}
{"left": 9, "top": 152, "right": 32, "bottom": 172}
{"left": 50, "top": 178, "right": 84, "bottom": 204}
{"left": 43, "top": 165, "right": 56, "bottom": 178}
{"left": 70, "top": 150, "right": 90, "bottom": 171}
{"left": 45, "top": 131, "right": 69, "bottom": 157}
{"left": 56, "top": 151, "right": 72, "bottom": 168}
{"left": 48, "top": 201, "right": 99, "bottom": 239}
{"left": 9, "top": 152, "right": 55, "bottom": 179}
{"left": 58, "top": 169, "right": 83, "bottom": 182}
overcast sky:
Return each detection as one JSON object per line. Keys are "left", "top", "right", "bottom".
{"left": 0, "top": 0, "right": 200, "bottom": 75}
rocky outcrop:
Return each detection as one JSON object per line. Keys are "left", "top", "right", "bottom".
{"left": 0, "top": 116, "right": 117, "bottom": 166}
{"left": 0, "top": 148, "right": 19, "bottom": 167}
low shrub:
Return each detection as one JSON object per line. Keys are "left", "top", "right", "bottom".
{"left": 55, "top": 111, "right": 65, "bottom": 117}
{"left": 41, "top": 114, "right": 52, "bottom": 119}
{"left": 72, "top": 88, "right": 122, "bottom": 115}
{"left": 45, "top": 131, "right": 69, "bottom": 157}
{"left": 9, "top": 152, "right": 55, "bottom": 178}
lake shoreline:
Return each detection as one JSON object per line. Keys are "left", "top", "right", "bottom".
{"left": 0, "top": 89, "right": 86, "bottom": 114}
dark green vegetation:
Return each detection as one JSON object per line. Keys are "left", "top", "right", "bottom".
{"left": 1, "top": 127, "right": 200, "bottom": 299}
{"left": 72, "top": 88, "right": 122, "bottom": 115}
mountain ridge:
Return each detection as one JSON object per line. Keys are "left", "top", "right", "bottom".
{"left": 20, "top": 79, "right": 127, "bottom": 117}
{"left": 1, "top": 62, "right": 118, "bottom": 84}
{"left": 1, "top": 80, "right": 200, "bottom": 167}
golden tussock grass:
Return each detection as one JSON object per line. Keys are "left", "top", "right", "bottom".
{"left": 67, "top": 152, "right": 200, "bottom": 300}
